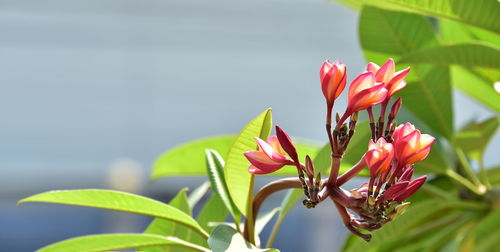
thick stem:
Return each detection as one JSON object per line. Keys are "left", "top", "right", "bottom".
{"left": 331, "top": 196, "right": 371, "bottom": 242}
{"left": 377, "top": 100, "right": 389, "bottom": 139}
{"left": 327, "top": 156, "right": 342, "bottom": 186}
{"left": 326, "top": 103, "right": 335, "bottom": 152}
{"left": 336, "top": 156, "right": 366, "bottom": 186}
{"left": 243, "top": 178, "right": 302, "bottom": 243}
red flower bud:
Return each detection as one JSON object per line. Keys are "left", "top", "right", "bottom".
{"left": 320, "top": 60, "right": 347, "bottom": 105}
{"left": 365, "top": 138, "right": 394, "bottom": 178}
{"left": 388, "top": 97, "right": 402, "bottom": 123}
{"left": 275, "top": 125, "right": 298, "bottom": 162}
{"left": 382, "top": 181, "right": 409, "bottom": 201}
{"left": 345, "top": 72, "right": 387, "bottom": 114}
{"left": 366, "top": 58, "right": 410, "bottom": 98}
{"left": 393, "top": 123, "right": 435, "bottom": 166}
{"left": 394, "top": 176, "right": 427, "bottom": 202}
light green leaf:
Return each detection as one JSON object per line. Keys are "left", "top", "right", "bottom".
{"left": 205, "top": 149, "right": 241, "bottom": 225}
{"left": 399, "top": 42, "right": 500, "bottom": 69}
{"left": 453, "top": 117, "right": 499, "bottom": 160}
{"left": 468, "top": 210, "right": 500, "bottom": 251}
{"left": 485, "top": 166, "right": 500, "bottom": 185}
{"left": 188, "top": 181, "right": 211, "bottom": 209}
{"left": 342, "top": 121, "right": 370, "bottom": 174}
{"left": 18, "top": 189, "right": 208, "bottom": 237}
{"left": 225, "top": 109, "right": 272, "bottom": 216}
{"left": 360, "top": 6, "right": 453, "bottom": 138}
{"left": 362, "top": 0, "right": 500, "bottom": 33}
{"left": 152, "top": 135, "right": 234, "bottom": 179}
{"left": 152, "top": 135, "right": 320, "bottom": 178}
{"left": 196, "top": 193, "right": 229, "bottom": 232}
{"left": 208, "top": 225, "right": 279, "bottom": 252}
{"left": 37, "top": 234, "right": 209, "bottom": 252}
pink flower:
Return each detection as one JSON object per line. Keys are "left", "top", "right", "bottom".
{"left": 366, "top": 59, "right": 410, "bottom": 97}
{"left": 365, "top": 138, "right": 394, "bottom": 177}
{"left": 345, "top": 72, "right": 387, "bottom": 114}
{"left": 393, "top": 123, "right": 435, "bottom": 166}
{"left": 244, "top": 136, "right": 294, "bottom": 174}
{"left": 320, "top": 60, "right": 347, "bottom": 105}
{"left": 394, "top": 176, "right": 427, "bottom": 202}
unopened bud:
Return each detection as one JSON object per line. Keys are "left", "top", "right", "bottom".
{"left": 388, "top": 97, "right": 402, "bottom": 122}
{"left": 336, "top": 113, "right": 341, "bottom": 123}
{"left": 275, "top": 125, "right": 298, "bottom": 162}
{"left": 305, "top": 155, "right": 314, "bottom": 178}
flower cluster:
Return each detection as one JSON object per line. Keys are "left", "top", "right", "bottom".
{"left": 244, "top": 58, "right": 434, "bottom": 241}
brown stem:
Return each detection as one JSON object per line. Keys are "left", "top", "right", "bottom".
{"left": 377, "top": 100, "right": 389, "bottom": 139}
{"left": 331, "top": 196, "right": 372, "bottom": 242}
{"left": 243, "top": 178, "right": 302, "bottom": 243}
{"left": 327, "top": 156, "right": 341, "bottom": 186}
{"left": 336, "top": 156, "right": 366, "bottom": 186}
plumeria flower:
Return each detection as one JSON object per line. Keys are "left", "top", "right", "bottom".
{"left": 393, "top": 123, "right": 435, "bottom": 166}
{"left": 365, "top": 138, "right": 394, "bottom": 177}
{"left": 366, "top": 58, "right": 410, "bottom": 98}
{"left": 345, "top": 72, "right": 388, "bottom": 115}
{"left": 244, "top": 136, "right": 294, "bottom": 174}
{"left": 320, "top": 60, "right": 347, "bottom": 105}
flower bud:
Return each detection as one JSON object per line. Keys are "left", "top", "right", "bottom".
{"left": 365, "top": 138, "right": 394, "bottom": 177}
{"left": 366, "top": 58, "right": 410, "bottom": 98}
{"left": 345, "top": 72, "right": 387, "bottom": 114}
{"left": 320, "top": 60, "right": 347, "bottom": 105}
{"left": 394, "top": 125, "right": 435, "bottom": 166}
{"left": 394, "top": 176, "right": 427, "bottom": 202}
{"left": 388, "top": 97, "right": 402, "bottom": 123}
{"left": 275, "top": 125, "right": 298, "bottom": 162}
{"left": 382, "top": 181, "right": 409, "bottom": 201}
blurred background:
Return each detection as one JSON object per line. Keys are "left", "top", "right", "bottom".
{"left": 0, "top": 0, "right": 498, "bottom": 251}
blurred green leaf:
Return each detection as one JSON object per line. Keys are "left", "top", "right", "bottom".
{"left": 152, "top": 135, "right": 234, "bottom": 179}
{"left": 255, "top": 207, "right": 280, "bottom": 235}
{"left": 342, "top": 121, "right": 370, "bottom": 174}
{"left": 359, "top": 0, "right": 500, "bottom": 33}
{"left": 208, "top": 225, "right": 279, "bottom": 252}
{"left": 152, "top": 135, "right": 320, "bottom": 178}
{"left": 453, "top": 117, "right": 499, "bottom": 161}
{"left": 485, "top": 166, "right": 500, "bottom": 185}
{"left": 37, "top": 234, "right": 209, "bottom": 252}
{"left": 399, "top": 42, "right": 500, "bottom": 69}
{"left": 359, "top": 6, "right": 453, "bottom": 139}
{"left": 451, "top": 66, "right": 500, "bottom": 113}
{"left": 469, "top": 210, "right": 500, "bottom": 250}
{"left": 224, "top": 109, "right": 272, "bottom": 216}
{"left": 205, "top": 149, "right": 241, "bottom": 225}
{"left": 187, "top": 182, "right": 210, "bottom": 209}
{"left": 18, "top": 189, "right": 208, "bottom": 238}
{"left": 196, "top": 193, "right": 228, "bottom": 232}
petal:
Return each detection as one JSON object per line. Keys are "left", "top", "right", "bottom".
{"left": 375, "top": 58, "right": 395, "bottom": 83}
{"left": 347, "top": 84, "right": 387, "bottom": 112}
{"left": 395, "top": 176, "right": 427, "bottom": 201}
{"left": 368, "top": 139, "right": 377, "bottom": 150}
{"left": 275, "top": 126, "right": 298, "bottom": 161}
{"left": 386, "top": 67, "right": 410, "bottom": 96}
{"left": 319, "top": 60, "right": 333, "bottom": 83}
{"left": 392, "top": 122, "right": 416, "bottom": 142}
{"left": 366, "top": 62, "right": 380, "bottom": 74}
{"left": 248, "top": 164, "right": 283, "bottom": 175}
{"left": 254, "top": 137, "right": 275, "bottom": 158}
{"left": 244, "top": 151, "right": 285, "bottom": 174}
{"left": 348, "top": 72, "right": 375, "bottom": 100}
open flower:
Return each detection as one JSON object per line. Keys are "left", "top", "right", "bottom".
{"left": 320, "top": 60, "right": 347, "bottom": 105}
{"left": 345, "top": 72, "right": 387, "bottom": 115}
{"left": 244, "top": 136, "right": 294, "bottom": 174}
{"left": 393, "top": 123, "right": 435, "bottom": 166}
{"left": 367, "top": 58, "right": 410, "bottom": 98}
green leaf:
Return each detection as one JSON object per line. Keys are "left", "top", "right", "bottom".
{"left": 208, "top": 225, "right": 279, "bottom": 252}
{"left": 196, "top": 193, "right": 229, "bottom": 232}
{"left": 469, "top": 210, "right": 500, "bottom": 248}
{"left": 152, "top": 135, "right": 320, "bottom": 178}
{"left": 453, "top": 117, "right": 499, "bottom": 161}
{"left": 399, "top": 42, "right": 500, "bottom": 69}
{"left": 224, "top": 109, "right": 272, "bottom": 216}
{"left": 37, "top": 234, "right": 209, "bottom": 252}
{"left": 342, "top": 121, "right": 370, "bottom": 174}
{"left": 360, "top": 6, "right": 454, "bottom": 138}
{"left": 152, "top": 135, "right": 234, "bottom": 179}
{"left": 205, "top": 149, "right": 241, "bottom": 225}
{"left": 18, "top": 189, "right": 208, "bottom": 237}
{"left": 144, "top": 188, "right": 204, "bottom": 252}
{"left": 485, "top": 166, "right": 500, "bottom": 185}
{"left": 363, "top": 0, "right": 500, "bottom": 33}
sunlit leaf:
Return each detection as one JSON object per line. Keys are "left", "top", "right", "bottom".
{"left": 255, "top": 207, "right": 280, "bottom": 235}
{"left": 187, "top": 182, "right": 210, "bottom": 209}
{"left": 205, "top": 149, "right": 241, "bottom": 225}
{"left": 37, "top": 234, "right": 209, "bottom": 252}
{"left": 18, "top": 189, "right": 208, "bottom": 237}
{"left": 224, "top": 109, "right": 272, "bottom": 216}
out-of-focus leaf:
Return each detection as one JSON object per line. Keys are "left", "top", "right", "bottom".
{"left": 152, "top": 135, "right": 234, "bottom": 179}
{"left": 225, "top": 109, "right": 272, "bottom": 216}
{"left": 18, "top": 189, "right": 208, "bottom": 237}
{"left": 359, "top": 6, "right": 453, "bottom": 139}
{"left": 187, "top": 182, "right": 210, "bottom": 209}
{"left": 342, "top": 121, "right": 370, "bottom": 175}
{"left": 453, "top": 117, "right": 499, "bottom": 161}
{"left": 205, "top": 149, "right": 241, "bottom": 225}
{"left": 207, "top": 225, "right": 279, "bottom": 252}
{"left": 485, "top": 166, "right": 500, "bottom": 185}
{"left": 399, "top": 42, "right": 500, "bottom": 69}
{"left": 255, "top": 207, "right": 280, "bottom": 235}
{"left": 152, "top": 135, "right": 320, "bottom": 178}
{"left": 358, "top": 0, "right": 500, "bottom": 33}
{"left": 451, "top": 66, "right": 500, "bottom": 113}
{"left": 190, "top": 193, "right": 229, "bottom": 247}
{"left": 37, "top": 234, "right": 210, "bottom": 252}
